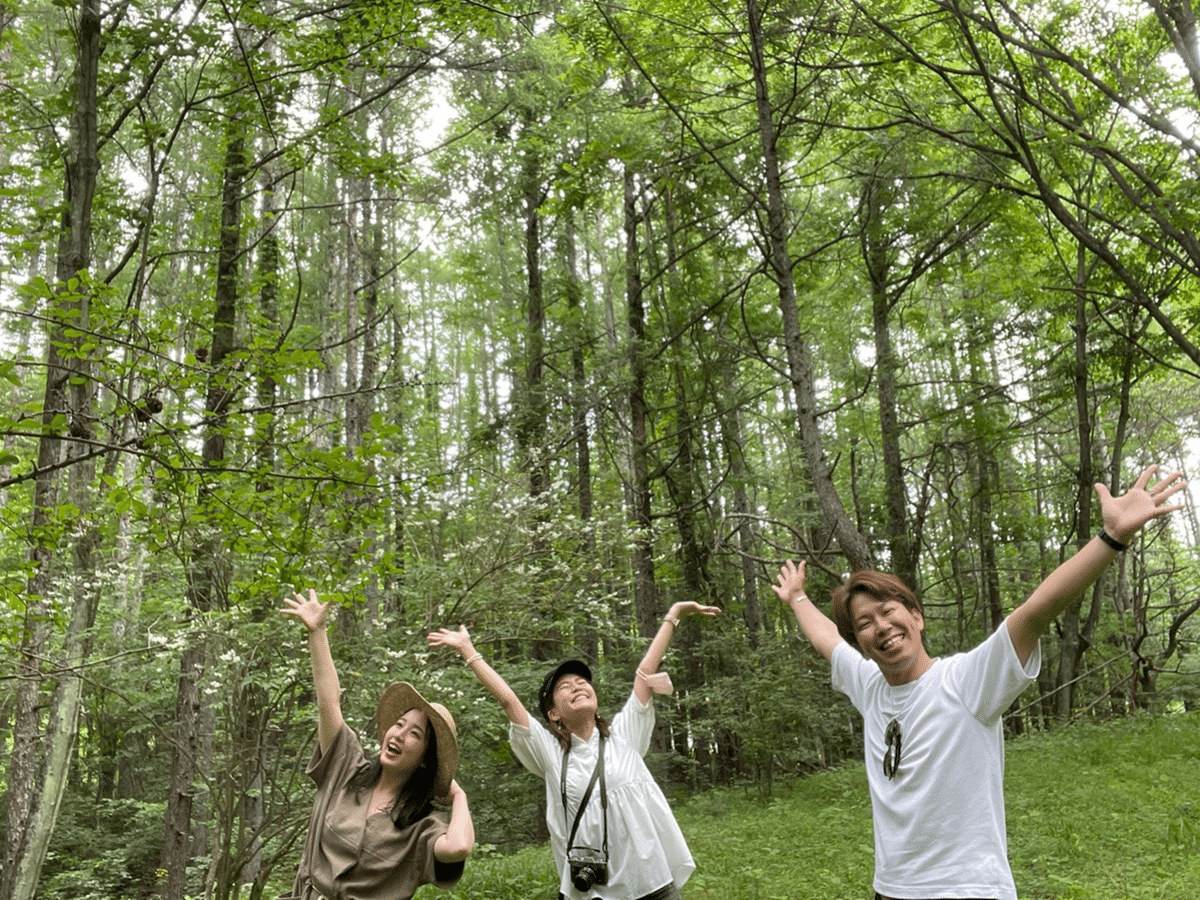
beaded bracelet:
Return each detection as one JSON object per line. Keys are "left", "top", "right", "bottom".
{"left": 464, "top": 652, "right": 483, "bottom": 666}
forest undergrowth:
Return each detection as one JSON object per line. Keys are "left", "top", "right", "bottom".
{"left": 417, "top": 711, "right": 1200, "bottom": 900}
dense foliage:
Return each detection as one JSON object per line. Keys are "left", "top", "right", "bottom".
{"left": 1, "top": 0, "right": 1198, "bottom": 898}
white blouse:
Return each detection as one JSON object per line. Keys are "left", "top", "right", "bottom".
{"left": 509, "top": 690, "right": 696, "bottom": 899}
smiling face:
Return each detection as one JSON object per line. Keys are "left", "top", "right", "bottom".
{"left": 547, "top": 673, "right": 598, "bottom": 730}
{"left": 379, "top": 708, "right": 431, "bottom": 776}
{"left": 849, "top": 592, "right": 932, "bottom": 684}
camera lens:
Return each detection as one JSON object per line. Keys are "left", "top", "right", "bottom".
{"left": 572, "top": 866, "right": 595, "bottom": 891}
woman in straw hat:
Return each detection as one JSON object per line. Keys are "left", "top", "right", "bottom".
{"left": 429, "top": 600, "right": 718, "bottom": 900}
{"left": 281, "top": 589, "right": 474, "bottom": 900}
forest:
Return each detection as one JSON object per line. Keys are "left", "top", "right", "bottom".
{"left": 1, "top": 0, "right": 1198, "bottom": 898}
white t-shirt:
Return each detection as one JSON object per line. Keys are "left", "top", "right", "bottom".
{"left": 832, "top": 620, "right": 1040, "bottom": 899}
{"left": 509, "top": 691, "right": 696, "bottom": 900}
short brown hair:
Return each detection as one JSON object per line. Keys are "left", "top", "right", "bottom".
{"left": 831, "top": 570, "right": 923, "bottom": 650}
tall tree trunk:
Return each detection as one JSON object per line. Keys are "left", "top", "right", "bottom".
{"left": 961, "top": 305, "right": 1003, "bottom": 634}
{"left": 516, "top": 109, "right": 554, "bottom": 657}
{"left": 654, "top": 185, "right": 714, "bottom": 772}
{"left": 623, "top": 163, "right": 658, "bottom": 638}
{"left": 253, "top": 170, "right": 280, "bottom": 492}
{"left": 862, "top": 174, "right": 917, "bottom": 587}
{"left": 315, "top": 164, "right": 341, "bottom": 453}
{"left": 564, "top": 212, "right": 599, "bottom": 663}
{"left": 227, "top": 149, "right": 283, "bottom": 900}
{"left": 341, "top": 177, "right": 382, "bottom": 615}
{"left": 361, "top": 189, "right": 382, "bottom": 614}
{"left": 344, "top": 177, "right": 363, "bottom": 449}
{"left": 388, "top": 310, "right": 406, "bottom": 609}
{"left": 745, "top": 0, "right": 872, "bottom": 571}
{"left": 517, "top": 110, "right": 549, "bottom": 505}
{"left": 160, "top": 644, "right": 204, "bottom": 899}
{"left": 1056, "top": 243, "right": 1100, "bottom": 718}
{"left": 1118, "top": 316, "right": 1158, "bottom": 711}
{"left": 221, "top": 22, "right": 281, "bottom": 893}
{"left": 160, "top": 115, "right": 246, "bottom": 900}
{"left": 1, "top": 2, "right": 101, "bottom": 898}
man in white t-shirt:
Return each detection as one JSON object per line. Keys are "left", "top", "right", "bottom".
{"left": 773, "top": 464, "right": 1185, "bottom": 900}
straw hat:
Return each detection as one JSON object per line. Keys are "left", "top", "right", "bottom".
{"left": 374, "top": 682, "right": 458, "bottom": 797}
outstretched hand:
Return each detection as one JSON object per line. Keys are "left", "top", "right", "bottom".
{"left": 669, "top": 600, "right": 721, "bottom": 620}
{"left": 771, "top": 559, "right": 807, "bottom": 604}
{"left": 427, "top": 625, "right": 476, "bottom": 657}
{"left": 1097, "top": 464, "right": 1187, "bottom": 544}
{"left": 279, "top": 589, "right": 332, "bottom": 633}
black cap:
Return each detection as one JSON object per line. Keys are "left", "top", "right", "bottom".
{"left": 537, "top": 659, "right": 593, "bottom": 720}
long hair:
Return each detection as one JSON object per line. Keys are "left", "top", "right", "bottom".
{"left": 830, "top": 569, "right": 923, "bottom": 650}
{"left": 347, "top": 730, "right": 440, "bottom": 828}
{"left": 547, "top": 714, "right": 610, "bottom": 751}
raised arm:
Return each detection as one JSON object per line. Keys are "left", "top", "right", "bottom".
{"left": 633, "top": 601, "right": 721, "bottom": 704}
{"left": 433, "top": 779, "right": 475, "bottom": 863}
{"left": 772, "top": 559, "right": 843, "bottom": 661}
{"left": 280, "top": 589, "right": 344, "bottom": 754}
{"left": 427, "top": 626, "right": 529, "bottom": 728}
{"left": 1006, "top": 464, "right": 1187, "bottom": 666}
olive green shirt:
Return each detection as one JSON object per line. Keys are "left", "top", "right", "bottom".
{"left": 284, "top": 724, "right": 463, "bottom": 900}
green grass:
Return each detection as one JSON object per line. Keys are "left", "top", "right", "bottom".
{"left": 420, "top": 712, "right": 1200, "bottom": 899}
{"left": 1005, "top": 713, "right": 1200, "bottom": 899}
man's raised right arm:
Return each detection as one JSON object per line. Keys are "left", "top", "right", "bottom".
{"left": 772, "top": 559, "right": 843, "bottom": 661}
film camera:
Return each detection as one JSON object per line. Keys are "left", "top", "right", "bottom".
{"left": 567, "top": 847, "right": 609, "bottom": 891}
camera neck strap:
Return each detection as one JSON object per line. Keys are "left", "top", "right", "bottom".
{"left": 560, "top": 733, "right": 608, "bottom": 858}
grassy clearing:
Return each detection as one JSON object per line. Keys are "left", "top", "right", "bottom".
{"left": 422, "top": 712, "right": 1200, "bottom": 899}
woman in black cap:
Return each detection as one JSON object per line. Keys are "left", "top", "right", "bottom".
{"left": 281, "top": 589, "right": 474, "bottom": 900}
{"left": 428, "top": 600, "right": 718, "bottom": 900}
